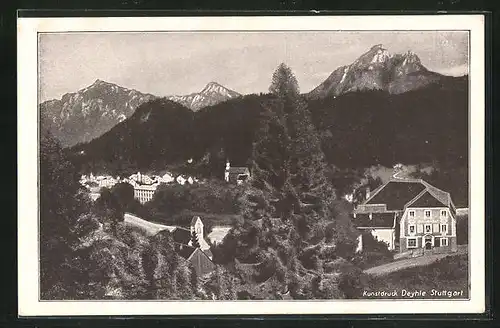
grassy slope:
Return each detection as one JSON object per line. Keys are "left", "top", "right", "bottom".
{"left": 358, "top": 253, "right": 469, "bottom": 299}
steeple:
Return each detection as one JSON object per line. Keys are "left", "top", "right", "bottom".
{"left": 189, "top": 216, "right": 210, "bottom": 251}
{"left": 224, "top": 160, "right": 230, "bottom": 182}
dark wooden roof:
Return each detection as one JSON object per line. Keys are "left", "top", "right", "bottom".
{"left": 365, "top": 180, "right": 426, "bottom": 211}
{"left": 408, "top": 191, "right": 447, "bottom": 208}
{"left": 355, "top": 212, "right": 395, "bottom": 228}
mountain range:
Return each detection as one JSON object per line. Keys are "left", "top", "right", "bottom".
{"left": 42, "top": 44, "right": 466, "bottom": 149}
{"left": 40, "top": 81, "right": 241, "bottom": 147}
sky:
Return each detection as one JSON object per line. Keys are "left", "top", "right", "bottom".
{"left": 39, "top": 31, "right": 469, "bottom": 102}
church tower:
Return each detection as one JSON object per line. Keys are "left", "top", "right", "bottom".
{"left": 189, "top": 216, "right": 210, "bottom": 251}
{"left": 224, "top": 160, "right": 230, "bottom": 182}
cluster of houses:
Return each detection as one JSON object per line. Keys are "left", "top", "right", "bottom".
{"left": 80, "top": 160, "right": 252, "bottom": 204}
{"left": 79, "top": 171, "right": 201, "bottom": 203}
{"left": 353, "top": 167, "right": 461, "bottom": 256}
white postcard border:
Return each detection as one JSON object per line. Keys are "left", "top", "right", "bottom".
{"left": 18, "top": 14, "right": 485, "bottom": 316}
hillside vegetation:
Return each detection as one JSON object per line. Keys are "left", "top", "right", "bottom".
{"left": 70, "top": 75, "right": 468, "bottom": 206}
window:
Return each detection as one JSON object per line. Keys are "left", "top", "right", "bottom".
{"left": 441, "top": 224, "right": 447, "bottom": 233}
{"left": 425, "top": 210, "right": 431, "bottom": 218}
{"left": 425, "top": 224, "right": 432, "bottom": 233}
{"left": 407, "top": 238, "right": 417, "bottom": 248}
{"left": 409, "top": 210, "right": 415, "bottom": 217}
{"left": 441, "top": 210, "right": 447, "bottom": 217}
{"left": 409, "top": 224, "right": 415, "bottom": 234}
{"left": 441, "top": 238, "right": 448, "bottom": 247}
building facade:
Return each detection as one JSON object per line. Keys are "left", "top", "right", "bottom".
{"left": 399, "top": 199, "right": 457, "bottom": 253}
{"left": 132, "top": 183, "right": 158, "bottom": 204}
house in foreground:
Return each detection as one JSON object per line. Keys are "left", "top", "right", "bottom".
{"left": 354, "top": 178, "right": 458, "bottom": 254}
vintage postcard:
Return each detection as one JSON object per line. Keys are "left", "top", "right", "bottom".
{"left": 17, "top": 14, "right": 486, "bottom": 316}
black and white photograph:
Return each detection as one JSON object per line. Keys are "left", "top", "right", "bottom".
{"left": 17, "top": 15, "right": 486, "bottom": 315}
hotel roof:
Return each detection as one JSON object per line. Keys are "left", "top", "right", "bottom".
{"left": 362, "top": 178, "right": 453, "bottom": 211}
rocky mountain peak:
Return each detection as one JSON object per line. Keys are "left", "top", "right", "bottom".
{"left": 307, "top": 44, "right": 443, "bottom": 99}
{"left": 201, "top": 81, "right": 230, "bottom": 94}
{"left": 401, "top": 50, "right": 421, "bottom": 64}
{"left": 352, "top": 44, "right": 392, "bottom": 68}
{"left": 167, "top": 82, "right": 241, "bottom": 111}
{"left": 90, "top": 79, "right": 112, "bottom": 88}
{"left": 40, "top": 80, "right": 156, "bottom": 147}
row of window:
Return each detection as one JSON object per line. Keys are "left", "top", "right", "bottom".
{"left": 135, "top": 190, "right": 155, "bottom": 204}
{"left": 408, "top": 210, "right": 447, "bottom": 218}
{"left": 407, "top": 237, "right": 448, "bottom": 248}
{"left": 408, "top": 223, "right": 448, "bottom": 234}
{"left": 135, "top": 190, "right": 155, "bottom": 194}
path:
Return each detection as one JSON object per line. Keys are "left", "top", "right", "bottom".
{"left": 364, "top": 245, "right": 467, "bottom": 277}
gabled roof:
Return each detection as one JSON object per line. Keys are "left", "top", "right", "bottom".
{"left": 176, "top": 244, "right": 197, "bottom": 260}
{"left": 362, "top": 178, "right": 453, "bottom": 211}
{"left": 364, "top": 180, "right": 425, "bottom": 211}
{"left": 406, "top": 190, "right": 447, "bottom": 208}
{"left": 420, "top": 180, "right": 453, "bottom": 208}
{"left": 354, "top": 212, "right": 396, "bottom": 228}
{"left": 175, "top": 244, "right": 214, "bottom": 262}
{"left": 191, "top": 216, "right": 202, "bottom": 226}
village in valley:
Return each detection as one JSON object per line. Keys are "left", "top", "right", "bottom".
{"left": 77, "top": 160, "right": 255, "bottom": 280}
{"left": 77, "top": 159, "right": 468, "bottom": 290}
